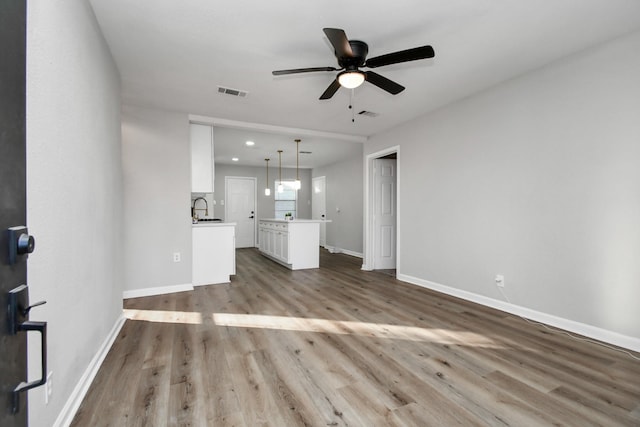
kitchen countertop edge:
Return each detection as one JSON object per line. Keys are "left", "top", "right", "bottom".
{"left": 258, "top": 218, "right": 332, "bottom": 223}
{"left": 192, "top": 222, "right": 237, "bottom": 227}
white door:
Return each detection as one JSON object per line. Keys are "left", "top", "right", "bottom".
{"left": 312, "top": 176, "right": 327, "bottom": 247}
{"left": 374, "top": 159, "right": 396, "bottom": 269}
{"left": 225, "top": 177, "right": 256, "bottom": 248}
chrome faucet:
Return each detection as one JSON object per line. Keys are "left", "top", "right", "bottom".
{"left": 192, "top": 197, "right": 209, "bottom": 219}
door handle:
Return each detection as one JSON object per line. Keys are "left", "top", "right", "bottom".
{"left": 13, "top": 321, "right": 47, "bottom": 413}
{"left": 8, "top": 284, "right": 48, "bottom": 414}
{"left": 22, "top": 300, "right": 46, "bottom": 316}
{"left": 249, "top": 215, "right": 254, "bottom": 219}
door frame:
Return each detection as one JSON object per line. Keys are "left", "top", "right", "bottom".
{"left": 363, "top": 146, "right": 400, "bottom": 273}
{"left": 312, "top": 175, "right": 327, "bottom": 247}
{"left": 1, "top": 1, "right": 29, "bottom": 424}
{"left": 224, "top": 176, "right": 257, "bottom": 247}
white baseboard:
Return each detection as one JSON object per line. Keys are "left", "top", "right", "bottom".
{"left": 193, "top": 276, "right": 230, "bottom": 286}
{"left": 122, "top": 283, "right": 194, "bottom": 300}
{"left": 53, "top": 314, "right": 126, "bottom": 427}
{"left": 325, "top": 245, "right": 363, "bottom": 259}
{"left": 397, "top": 273, "right": 640, "bottom": 353}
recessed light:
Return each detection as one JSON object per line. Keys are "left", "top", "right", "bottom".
{"left": 232, "top": 157, "right": 239, "bottom": 162}
{"left": 245, "top": 141, "right": 255, "bottom": 146}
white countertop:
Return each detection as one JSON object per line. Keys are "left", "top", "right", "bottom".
{"left": 192, "top": 221, "right": 236, "bottom": 227}
{"left": 259, "top": 218, "right": 332, "bottom": 223}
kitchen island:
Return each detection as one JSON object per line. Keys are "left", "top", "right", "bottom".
{"left": 192, "top": 221, "right": 236, "bottom": 285}
{"left": 258, "top": 219, "right": 330, "bottom": 270}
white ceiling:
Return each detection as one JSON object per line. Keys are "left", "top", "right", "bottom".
{"left": 210, "top": 126, "right": 362, "bottom": 169}
{"left": 90, "top": 0, "right": 640, "bottom": 167}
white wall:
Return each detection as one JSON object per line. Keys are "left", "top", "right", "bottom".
{"left": 366, "top": 30, "right": 640, "bottom": 346}
{"left": 122, "top": 105, "right": 192, "bottom": 293}
{"left": 26, "top": 1, "right": 123, "bottom": 425}
{"left": 313, "top": 152, "right": 364, "bottom": 255}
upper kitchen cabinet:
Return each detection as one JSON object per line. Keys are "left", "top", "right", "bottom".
{"left": 190, "top": 123, "right": 215, "bottom": 193}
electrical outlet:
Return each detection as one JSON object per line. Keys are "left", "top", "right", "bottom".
{"left": 495, "top": 275, "right": 505, "bottom": 288}
{"left": 173, "top": 252, "right": 181, "bottom": 262}
{"left": 45, "top": 371, "right": 53, "bottom": 404}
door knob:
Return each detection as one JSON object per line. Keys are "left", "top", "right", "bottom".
{"left": 8, "top": 226, "right": 35, "bottom": 265}
{"left": 17, "top": 233, "right": 35, "bottom": 254}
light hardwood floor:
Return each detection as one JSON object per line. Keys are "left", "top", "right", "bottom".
{"left": 72, "top": 248, "right": 640, "bottom": 426}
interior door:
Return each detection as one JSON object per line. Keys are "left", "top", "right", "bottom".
{"left": 1, "top": 2, "right": 29, "bottom": 425}
{"left": 225, "top": 177, "right": 256, "bottom": 248}
{"left": 312, "top": 176, "right": 326, "bottom": 247}
{"left": 373, "top": 159, "right": 397, "bottom": 270}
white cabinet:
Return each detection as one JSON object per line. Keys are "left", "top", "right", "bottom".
{"left": 190, "top": 123, "right": 214, "bottom": 193}
{"left": 259, "top": 224, "right": 287, "bottom": 262}
{"left": 273, "top": 227, "right": 289, "bottom": 263}
{"left": 258, "top": 219, "right": 323, "bottom": 270}
{"left": 192, "top": 223, "right": 235, "bottom": 285}
{"left": 279, "top": 231, "right": 289, "bottom": 262}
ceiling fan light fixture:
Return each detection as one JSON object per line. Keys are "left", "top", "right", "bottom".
{"left": 338, "top": 70, "right": 365, "bottom": 89}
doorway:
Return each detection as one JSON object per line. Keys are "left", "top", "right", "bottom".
{"left": 312, "top": 176, "right": 327, "bottom": 247}
{"left": 225, "top": 177, "right": 256, "bottom": 248}
{"left": 364, "top": 147, "right": 400, "bottom": 274}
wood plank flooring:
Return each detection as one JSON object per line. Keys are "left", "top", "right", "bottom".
{"left": 72, "top": 248, "right": 640, "bottom": 426}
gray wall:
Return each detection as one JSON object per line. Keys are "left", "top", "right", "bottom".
{"left": 26, "top": 1, "right": 123, "bottom": 425}
{"left": 313, "top": 151, "right": 364, "bottom": 255}
{"left": 122, "top": 105, "right": 192, "bottom": 292}
{"left": 366, "top": 30, "right": 640, "bottom": 342}
{"left": 214, "top": 163, "right": 312, "bottom": 221}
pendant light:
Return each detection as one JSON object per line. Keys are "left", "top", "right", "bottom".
{"left": 277, "top": 150, "right": 284, "bottom": 193}
{"left": 294, "top": 139, "right": 301, "bottom": 190}
{"left": 264, "top": 158, "right": 271, "bottom": 196}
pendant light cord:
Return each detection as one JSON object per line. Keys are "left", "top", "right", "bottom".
{"left": 295, "top": 139, "right": 300, "bottom": 183}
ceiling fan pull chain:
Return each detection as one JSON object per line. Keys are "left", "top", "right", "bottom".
{"left": 350, "top": 89, "right": 355, "bottom": 123}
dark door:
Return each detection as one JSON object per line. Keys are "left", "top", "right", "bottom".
{"left": 1, "top": 2, "right": 28, "bottom": 426}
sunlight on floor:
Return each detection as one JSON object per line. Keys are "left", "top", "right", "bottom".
{"left": 212, "top": 313, "right": 504, "bottom": 348}
{"left": 122, "top": 309, "right": 504, "bottom": 348}
{"left": 124, "top": 308, "right": 203, "bottom": 324}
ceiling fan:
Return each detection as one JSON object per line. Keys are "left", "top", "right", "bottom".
{"left": 272, "top": 28, "right": 435, "bottom": 100}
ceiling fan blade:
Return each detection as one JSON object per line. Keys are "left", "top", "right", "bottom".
{"left": 323, "top": 28, "right": 354, "bottom": 58}
{"left": 366, "top": 45, "right": 435, "bottom": 68}
{"left": 319, "top": 79, "right": 341, "bottom": 100}
{"left": 364, "top": 71, "right": 405, "bottom": 95}
{"left": 272, "top": 67, "right": 337, "bottom": 76}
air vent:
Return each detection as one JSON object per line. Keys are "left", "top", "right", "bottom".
{"left": 217, "top": 86, "right": 248, "bottom": 97}
{"left": 358, "top": 110, "right": 379, "bottom": 118}
{"left": 299, "top": 151, "right": 312, "bottom": 154}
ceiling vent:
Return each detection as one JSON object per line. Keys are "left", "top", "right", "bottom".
{"left": 358, "top": 110, "right": 379, "bottom": 118}
{"left": 217, "top": 86, "right": 248, "bottom": 97}
{"left": 299, "top": 151, "right": 312, "bottom": 154}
